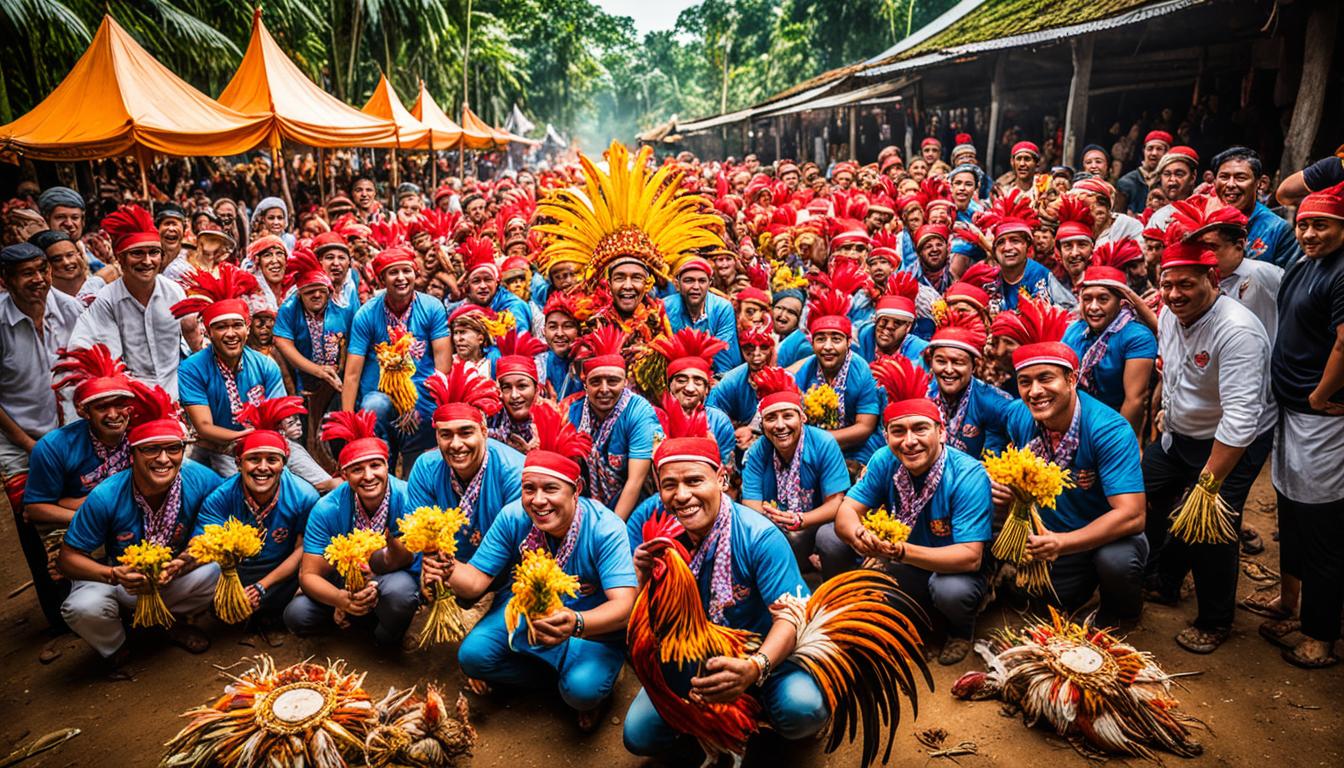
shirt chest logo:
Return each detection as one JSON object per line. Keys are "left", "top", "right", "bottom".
{"left": 1193, "top": 351, "right": 1210, "bottom": 369}
{"left": 961, "top": 423, "right": 980, "bottom": 438}
{"left": 731, "top": 583, "right": 752, "bottom": 604}
{"left": 271, "top": 527, "right": 289, "bottom": 544}
{"left": 608, "top": 454, "right": 625, "bottom": 470}
{"left": 929, "top": 518, "right": 952, "bottom": 537}
{"left": 1074, "top": 469, "right": 1097, "bottom": 490}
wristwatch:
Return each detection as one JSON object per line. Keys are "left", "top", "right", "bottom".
{"left": 748, "top": 651, "right": 772, "bottom": 684}
{"left": 572, "top": 610, "right": 585, "bottom": 637}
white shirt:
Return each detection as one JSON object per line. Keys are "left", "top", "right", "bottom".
{"left": 0, "top": 289, "right": 84, "bottom": 434}
{"left": 1096, "top": 213, "right": 1144, "bottom": 248}
{"left": 1219, "top": 257, "right": 1283, "bottom": 346}
{"left": 1158, "top": 295, "right": 1275, "bottom": 447}
{"left": 68, "top": 275, "right": 186, "bottom": 398}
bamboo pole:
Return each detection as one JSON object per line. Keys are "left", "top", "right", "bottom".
{"left": 273, "top": 144, "right": 294, "bottom": 219}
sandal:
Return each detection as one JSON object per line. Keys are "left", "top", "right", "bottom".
{"left": 1281, "top": 643, "right": 1340, "bottom": 670}
{"left": 1239, "top": 526, "right": 1265, "bottom": 555}
{"left": 938, "top": 638, "right": 973, "bottom": 666}
{"left": 1258, "top": 618, "right": 1302, "bottom": 650}
{"left": 167, "top": 623, "right": 211, "bottom": 655}
{"left": 1174, "top": 626, "right": 1229, "bottom": 654}
{"left": 1239, "top": 592, "right": 1293, "bottom": 620}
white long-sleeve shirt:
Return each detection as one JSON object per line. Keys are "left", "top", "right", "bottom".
{"left": 1219, "top": 256, "right": 1283, "bottom": 346}
{"left": 1158, "top": 295, "right": 1275, "bottom": 447}
{"left": 68, "top": 275, "right": 186, "bottom": 398}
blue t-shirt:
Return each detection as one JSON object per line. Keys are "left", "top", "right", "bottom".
{"left": 846, "top": 445, "right": 991, "bottom": 548}
{"left": 195, "top": 470, "right": 318, "bottom": 583}
{"left": 776, "top": 328, "right": 812, "bottom": 368}
{"left": 24, "top": 421, "right": 120, "bottom": 504}
{"left": 348, "top": 292, "right": 450, "bottom": 418}
{"left": 793, "top": 353, "right": 881, "bottom": 459}
{"left": 627, "top": 498, "right": 808, "bottom": 635}
{"left": 469, "top": 497, "right": 637, "bottom": 621}
{"left": 1246, "top": 202, "right": 1301, "bottom": 268}
{"left": 941, "top": 377, "right": 1012, "bottom": 459}
{"left": 64, "top": 460, "right": 225, "bottom": 561}
{"left": 302, "top": 476, "right": 414, "bottom": 557}
{"left": 405, "top": 440, "right": 525, "bottom": 561}
{"left": 1062, "top": 317, "right": 1157, "bottom": 413}
{"left": 178, "top": 347, "right": 286, "bottom": 430}
{"left": 663, "top": 292, "right": 743, "bottom": 373}
{"left": 567, "top": 392, "right": 660, "bottom": 508}
{"left": 1002, "top": 392, "right": 1145, "bottom": 532}
{"left": 854, "top": 323, "right": 930, "bottom": 366}
{"left": 541, "top": 350, "right": 582, "bottom": 400}
{"left": 741, "top": 425, "right": 849, "bottom": 512}
{"left": 707, "top": 362, "right": 759, "bottom": 425}
{"left": 490, "top": 287, "right": 533, "bottom": 334}
{"left": 997, "top": 260, "right": 1057, "bottom": 312}
{"left": 273, "top": 292, "right": 355, "bottom": 392}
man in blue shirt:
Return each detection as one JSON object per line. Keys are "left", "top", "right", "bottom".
{"left": 567, "top": 328, "right": 659, "bottom": 520}
{"left": 707, "top": 324, "right": 776, "bottom": 455}
{"left": 58, "top": 382, "right": 225, "bottom": 666}
{"left": 650, "top": 328, "right": 736, "bottom": 469}
{"left": 195, "top": 398, "right": 319, "bottom": 622}
{"left": 835, "top": 358, "right": 993, "bottom": 665}
{"left": 740, "top": 366, "right": 854, "bottom": 579}
{"left": 999, "top": 337, "right": 1147, "bottom": 627}
{"left": 273, "top": 248, "right": 354, "bottom": 429}
{"left": 25, "top": 345, "right": 134, "bottom": 630}
{"left": 623, "top": 420, "right": 828, "bottom": 760}
{"left": 1211, "top": 147, "right": 1301, "bottom": 268}
{"left": 449, "top": 236, "right": 533, "bottom": 333}
{"left": 407, "top": 363, "right": 524, "bottom": 561}
{"left": 538, "top": 292, "right": 583, "bottom": 401}
{"left": 854, "top": 288, "right": 929, "bottom": 365}
{"left": 1062, "top": 270, "right": 1157, "bottom": 434}
{"left": 342, "top": 246, "right": 452, "bottom": 475}
{"left": 921, "top": 316, "right": 1011, "bottom": 459}
{"left": 662, "top": 258, "right": 742, "bottom": 374}
{"left": 791, "top": 289, "right": 879, "bottom": 464}
{"left": 284, "top": 411, "right": 421, "bottom": 646}
{"left": 423, "top": 403, "right": 635, "bottom": 731}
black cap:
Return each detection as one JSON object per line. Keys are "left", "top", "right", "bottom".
{"left": 28, "top": 229, "right": 75, "bottom": 251}
{"left": 0, "top": 242, "right": 46, "bottom": 265}
{"left": 154, "top": 203, "right": 185, "bottom": 224}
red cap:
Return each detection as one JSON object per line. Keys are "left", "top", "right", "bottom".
{"left": 578, "top": 325, "right": 627, "bottom": 377}
{"left": 126, "top": 380, "right": 186, "bottom": 446}
{"left": 735, "top": 286, "right": 771, "bottom": 309}
{"left": 872, "top": 356, "right": 939, "bottom": 425}
{"left": 1011, "top": 141, "right": 1040, "bottom": 158}
{"left": 522, "top": 403, "right": 591, "bottom": 486}
{"left": 830, "top": 222, "right": 871, "bottom": 249}
{"left": 101, "top": 205, "right": 160, "bottom": 254}
{"left": 52, "top": 344, "right": 132, "bottom": 408}
{"left": 1159, "top": 239, "right": 1218, "bottom": 271}
{"left": 915, "top": 223, "right": 950, "bottom": 246}
{"left": 944, "top": 282, "right": 989, "bottom": 312}
{"left": 752, "top": 366, "right": 803, "bottom": 416}
{"left": 1011, "top": 299, "right": 1078, "bottom": 371}
{"left": 831, "top": 161, "right": 858, "bottom": 178}
{"left": 424, "top": 362, "right": 502, "bottom": 427}
{"left": 370, "top": 245, "right": 417, "bottom": 277}
{"left": 1079, "top": 265, "right": 1129, "bottom": 291}
{"left": 989, "top": 311, "right": 1030, "bottom": 345}
{"left": 653, "top": 400, "right": 721, "bottom": 470}
{"left": 1297, "top": 180, "right": 1344, "bottom": 222}
{"left": 322, "top": 411, "right": 388, "bottom": 469}
{"left": 652, "top": 328, "right": 727, "bottom": 382}
{"left": 874, "top": 294, "right": 915, "bottom": 321}
{"left": 879, "top": 155, "right": 904, "bottom": 174}
{"left": 1144, "top": 130, "right": 1174, "bottom": 147}
{"left": 501, "top": 256, "right": 531, "bottom": 276}
{"left": 495, "top": 330, "right": 548, "bottom": 382}
{"left": 921, "top": 137, "right": 941, "bottom": 149}
{"left": 246, "top": 235, "right": 286, "bottom": 262}
{"left": 676, "top": 257, "right": 713, "bottom": 277}
{"left": 926, "top": 313, "right": 986, "bottom": 359}
{"left": 236, "top": 396, "right": 306, "bottom": 458}
{"left": 170, "top": 263, "right": 260, "bottom": 327}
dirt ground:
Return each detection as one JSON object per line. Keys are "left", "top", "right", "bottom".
{"left": 1, "top": 469, "right": 1340, "bottom": 768}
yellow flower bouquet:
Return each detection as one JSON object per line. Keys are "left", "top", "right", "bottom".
{"left": 374, "top": 328, "right": 420, "bottom": 416}
{"left": 397, "top": 505, "right": 471, "bottom": 646}
{"left": 862, "top": 507, "right": 912, "bottom": 545}
{"left": 187, "top": 519, "right": 263, "bottom": 624}
{"left": 118, "top": 540, "right": 175, "bottom": 628}
{"left": 504, "top": 549, "right": 580, "bottom": 649}
{"left": 324, "top": 528, "right": 386, "bottom": 593}
{"left": 803, "top": 383, "right": 842, "bottom": 430}
{"left": 983, "top": 445, "right": 1074, "bottom": 596}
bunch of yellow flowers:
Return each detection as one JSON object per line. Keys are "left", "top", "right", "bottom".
{"left": 803, "top": 383, "right": 841, "bottom": 429}
{"left": 982, "top": 445, "right": 1073, "bottom": 509}
{"left": 188, "top": 520, "right": 264, "bottom": 624}
{"left": 862, "top": 507, "right": 912, "bottom": 545}
{"left": 398, "top": 506, "right": 472, "bottom": 646}
{"left": 118, "top": 540, "right": 175, "bottom": 628}
{"left": 375, "top": 329, "right": 420, "bottom": 415}
{"left": 324, "top": 528, "right": 386, "bottom": 592}
{"left": 504, "top": 549, "right": 580, "bottom": 648}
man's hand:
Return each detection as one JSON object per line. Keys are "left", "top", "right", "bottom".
{"left": 158, "top": 557, "right": 187, "bottom": 586}
{"left": 734, "top": 425, "right": 756, "bottom": 450}
{"left": 760, "top": 503, "right": 801, "bottom": 531}
{"left": 1154, "top": 409, "right": 1166, "bottom": 432}
{"left": 1308, "top": 388, "right": 1344, "bottom": 415}
{"left": 245, "top": 584, "right": 264, "bottom": 609}
{"left": 419, "top": 553, "right": 454, "bottom": 598}
{"left": 632, "top": 539, "right": 668, "bottom": 583}
{"left": 111, "top": 564, "right": 151, "bottom": 594}
{"left": 990, "top": 480, "right": 1014, "bottom": 511}
{"left": 529, "top": 610, "right": 577, "bottom": 646}
{"left": 342, "top": 581, "right": 379, "bottom": 616}
{"left": 1026, "top": 529, "right": 1063, "bottom": 563}
{"left": 316, "top": 365, "right": 343, "bottom": 391}
{"left": 691, "top": 656, "right": 760, "bottom": 704}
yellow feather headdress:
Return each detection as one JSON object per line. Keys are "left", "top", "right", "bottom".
{"left": 533, "top": 141, "right": 724, "bottom": 288}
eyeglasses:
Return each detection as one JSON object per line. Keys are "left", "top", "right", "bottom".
{"left": 134, "top": 442, "right": 186, "bottom": 458}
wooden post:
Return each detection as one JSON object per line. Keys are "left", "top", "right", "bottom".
{"left": 1062, "top": 35, "right": 1094, "bottom": 167}
{"left": 985, "top": 54, "right": 1008, "bottom": 179}
{"left": 1282, "top": 1, "right": 1338, "bottom": 174}
{"left": 774, "top": 116, "right": 782, "bottom": 162}
{"left": 273, "top": 144, "right": 293, "bottom": 218}
{"left": 139, "top": 155, "right": 150, "bottom": 201}
{"left": 848, "top": 105, "right": 858, "bottom": 160}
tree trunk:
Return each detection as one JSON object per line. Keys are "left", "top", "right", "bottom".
{"left": 1062, "top": 35, "right": 1094, "bottom": 166}
{"left": 1281, "top": 0, "right": 1338, "bottom": 174}
{"left": 986, "top": 54, "right": 1008, "bottom": 178}
{"left": 328, "top": 4, "right": 344, "bottom": 100}
{"left": 347, "top": 2, "right": 365, "bottom": 98}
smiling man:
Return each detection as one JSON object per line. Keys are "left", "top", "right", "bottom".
{"left": 1115, "top": 131, "right": 1172, "bottom": 214}
{"left": 32, "top": 229, "right": 104, "bottom": 305}
{"left": 651, "top": 329, "right": 736, "bottom": 469}
{"left": 663, "top": 258, "right": 742, "bottom": 374}
{"left": 426, "top": 403, "right": 635, "bottom": 731}
{"left": 407, "top": 363, "right": 523, "bottom": 562}
{"left": 273, "top": 248, "right": 354, "bottom": 426}
{"left": 58, "top": 382, "right": 225, "bottom": 669}
{"left": 1062, "top": 267, "right": 1158, "bottom": 434}
{"left": 69, "top": 205, "right": 201, "bottom": 397}
{"left": 486, "top": 330, "right": 549, "bottom": 452}
{"left": 791, "top": 289, "right": 880, "bottom": 464}
{"left": 453, "top": 236, "right": 533, "bottom": 333}
{"left": 836, "top": 357, "right": 992, "bottom": 665}
{"left": 999, "top": 306, "right": 1147, "bottom": 628}
{"left": 538, "top": 292, "right": 584, "bottom": 400}
{"left": 285, "top": 411, "right": 420, "bottom": 646}
{"left": 921, "top": 314, "right": 1010, "bottom": 459}
{"left": 855, "top": 272, "right": 930, "bottom": 364}
{"left": 983, "top": 193, "right": 1075, "bottom": 311}
{"left": 1211, "top": 147, "right": 1301, "bottom": 268}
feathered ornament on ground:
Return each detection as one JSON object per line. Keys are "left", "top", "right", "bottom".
{"left": 951, "top": 608, "right": 1206, "bottom": 761}
{"left": 364, "top": 684, "right": 477, "bottom": 767}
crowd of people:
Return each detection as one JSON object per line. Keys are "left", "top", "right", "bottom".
{"left": 0, "top": 124, "right": 1341, "bottom": 760}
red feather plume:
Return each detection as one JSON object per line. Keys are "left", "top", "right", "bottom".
{"left": 1016, "top": 297, "right": 1073, "bottom": 344}
{"left": 530, "top": 401, "right": 593, "bottom": 457}
{"left": 52, "top": 344, "right": 126, "bottom": 394}
{"left": 806, "top": 288, "right": 852, "bottom": 327}
{"left": 573, "top": 324, "right": 627, "bottom": 362}
{"left": 369, "top": 219, "right": 405, "bottom": 249}
{"left": 127, "top": 379, "right": 178, "bottom": 425}
{"left": 810, "top": 259, "right": 873, "bottom": 297}
{"left": 649, "top": 328, "right": 728, "bottom": 367}
{"left": 282, "top": 246, "right": 325, "bottom": 291}
{"left": 320, "top": 410, "right": 379, "bottom": 443}
{"left": 750, "top": 365, "right": 801, "bottom": 398}
{"left": 496, "top": 329, "right": 548, "bottom": 358}
{"left": 1093, "top": 239, "right": 1143, "bottom": 269}
{"left": 235, "top": 395, "right": 307, "bottom": 432}
{"left": 423, "top": 361, "right": 503, "bottom": 417}
{"left": 935, "top": 310, "right": 988, "bottom": 351}
{"left": 886, "top": 271, "right": 918, "bottom": 301}
{"left": 457, "top": 235, "right": 497, "bottom": 273}
{"left": 1055, "top": 193, "right": 1095, "bottom": 232}
{"left": 871, "top": 356, "right": 931, "bottom": 402}
{"left": 170, "top": 263, "right": 261, "bottom": 319}
{"left": 100, "top": 204, "right": 155, "bottom": 242}
{"left": 655, "top": 393, "right": 710, "bottom": 439}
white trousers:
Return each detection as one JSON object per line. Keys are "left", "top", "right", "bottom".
{"left": 61, "top": 563, "right": 220, "bottom": 657}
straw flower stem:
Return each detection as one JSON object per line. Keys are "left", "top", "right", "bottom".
{"left": 1169, "top": 472, "right": 1237, "bottom": 545}
{"left": 418, "top": 583, "right": 467, "bottom": 647}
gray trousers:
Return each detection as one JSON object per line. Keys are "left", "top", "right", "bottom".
{"left": 61, "top": 563, "right": 220, "bottom": 657}
{"left": 882, "top": 561, "right": 987, "bottom": 639}
{"left": 282, "top": 569, "right": 420, "bottom": 645}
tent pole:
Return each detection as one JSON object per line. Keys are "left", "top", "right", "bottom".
{"left": 274, "top": 145, "right": 294, "bottom": 220}
{"left": 318, "top": 147, "right": 326, "bottom": 203}
{"left": 431, "top": 141, "right": 438, "bottom": 189}
{"left": 391, "top": 147, "right": 400, "bottom": 191}
{"left": 139, "top": 157, "right": 149, "bottom": 201}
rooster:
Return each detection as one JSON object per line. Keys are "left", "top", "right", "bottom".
{"left": 629, "top": 512, "right": 933, "bottom": 768}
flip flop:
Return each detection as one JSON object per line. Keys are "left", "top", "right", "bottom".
{"left": 1239, "top": 592, "right": 1293, "bottom": 620}
{"left": 1175, "top": 626, "right": 1229, "bottom": 654}
{"left": 1281, "top": 645, "right": 1340, "bottom": 670}
{"left": 1258, "top": 619, "right": 1302, "bottom": 650}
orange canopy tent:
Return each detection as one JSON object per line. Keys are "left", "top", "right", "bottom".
{"left": 459, "top": 104, "right": 510, "bottom": 150}
{"left": 219, "top": 9, "right": 395, "bottom": 149}
{"left": 0, "top": 15, "right": 270, "bottom": 161}
{"left": 360, "top": 74, "right": 430, "bottom": 148}
{"left": 408, "top": 82, "right": 465, "bottom": 150}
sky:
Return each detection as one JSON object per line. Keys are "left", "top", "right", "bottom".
{"left": 594, "top": 0, "right": 703, "bottom": 36}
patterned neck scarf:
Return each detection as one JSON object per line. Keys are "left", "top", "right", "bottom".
{"left": 578, "top": 387, "right": 634, "bottom": 504}
{"left": 813, "top": 349, "right": 853, "bottom": 424}
{"left": 687, "top": 495, "right": 734, "bottom": 624}
{"left": 135, "top": 474, "right": 183, "bottom": 547}
{"left": 934, "top": 384, "right": 973, "bottom": 452}
{"left": 352, "top": 486, "right": 390, "bottom": 532}
{"left": 1077, "top": 307, "right": 1134, "bottom": 391}
{"left": 215, "top": 351, "right": 254, "bottom": 416}
{"left": 922, "top": 265, "right": 951, "bottom": 293}
{"left": 771, "top": 428, "right": 807, "bottom": 515}
{"left": 487, "top": 411, "right": 533, "bottom": 444}
{"left": 892, "top": 447, "right": 947, "bottom": 526}
{"left": 450, "top": 446, "right": 490, "bottom": 524}
{"left": 304, "top": 307, "right": 338, "bottom": 366}
{"left": 520, "top": 500, "right": 583, "bottom": 570}
{"left": 1028, "top": 397, "right": 1083, "bottom": 470}
{"left": 80, "top": 432, "right": 129, "bottom": 490}
{"left": 385, "top": 296, "right": 426, "bottom": 359}
{"left": 244, "top": 488, "right": 280, "bottom": 529}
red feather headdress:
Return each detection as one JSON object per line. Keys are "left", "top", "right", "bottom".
{"left": 872, "top": 356, "right": 939, "bottom": 425}
{"left": 653, "top": 393, "right": 721, "bottom": 471}
{"left": 423, "top": 361, "right": 502, "bottom": 426}
{"left": 752, "top": 365, "right": 803, "bottom": 416}
{"left": 650, "top": 328, "right": 728, "bottom": 382}
{"left": 170, "top": 262, "right": 262, "bottom": 326}
{"left": 127, "top": 379, "right": 185, "bottom": 446}
{"left": 575, "top": 325, "right": 628, "bottom": 377}
{"left": 101, "top": 204, "right": 159, "bottom": 253}
{"left": 236, "top": 396, "right": 307, "bottom": 457}
{"left": 522, "top": 402, "right": 593, "bottom": 486}
{"left": 52, "top": 344, "right": 132, "bottom": 407}
{"left": 1011, "top": 297, "right": 1078, "bottom": 371}
{"left": 321, "top": 410, "right": 387, "bottom": 469}
{"left": 495, "top": 330, "right": 549, "bottom": 381}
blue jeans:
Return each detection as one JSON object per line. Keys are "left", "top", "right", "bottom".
{"left": 283, "top": 569, "right": 420, "bottom": 645}
{"left": 360, "top": 391, "right": 434, "bottom": 474}
{"left": 622, "top": 661, "right": 828, "bottom": 758}
{"left": 458, "top": 602, "right": 625, "bottom": 712}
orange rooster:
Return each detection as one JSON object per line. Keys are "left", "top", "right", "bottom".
{"left": 629, "top": 512, "right": 933, "bottom": 768}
